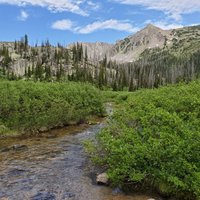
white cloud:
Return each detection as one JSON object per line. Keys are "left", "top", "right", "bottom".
{"left": 144, "top": 20, "right": 183, "bottom": 30}
{"left": 18, "top": 10, "right": 28, "bottom": 21}
{"left": 0, "top": 0, "right": 88, "bottom": 16}
{"left": 87, "top": 1, "right": 101, "bottom": 11}
{"left": 113, "top": 0, "right": 200, "bottom": 21}
{"left": 153, "top": 22, "right": 183, "bottom": 30}
{"left": 51, "top": 19, "right": 139, "bottom": 34}
{"left": 77, "top": 19, "right": 139, "bottom": 34}
{"left": 52, "top": 19, "right": 74, "bottom": 30}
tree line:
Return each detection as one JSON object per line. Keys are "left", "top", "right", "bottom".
{"left": 1, "top": 35, "right": 200, "bottom": 91}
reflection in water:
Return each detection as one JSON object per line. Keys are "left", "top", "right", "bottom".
{"left": 0, "top": 122, "right": 161, "bottom": 200}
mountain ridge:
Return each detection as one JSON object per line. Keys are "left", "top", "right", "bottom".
{"left": 69, "top": 24, "right": 200, "bottom": 64}
{"left": 0, "top": 23, "right": 200, "bottom": 82}
{"left": 69, "top": 23, "right": 173, "bottom": 63}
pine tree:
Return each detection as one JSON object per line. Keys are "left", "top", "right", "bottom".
{"left": 2, "top": 66, "right": 6, "bottom": 76}
{"left": 24, "top": 34, "right": 28, "bottom": 51}
{"left": 85, "top": 47, "right": 88, "bottom": 62}
{"left": 28, "top": 66, "right": 32, "bottom": 78}
{"left": 35, "top": 62, "right": 43, "bottom": 80}
{"left": 129, "top": 76, "right": 134, "bottom": 92}
{"left": 14, "top": 40, "right": 17, "bottom": 50}
{"left": 45, "top": 66, "right": 51, "bottom": 81}
{"left": 25, "top": 67, "right": 27, "bottom": 77}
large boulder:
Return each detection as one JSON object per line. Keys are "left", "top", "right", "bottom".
{"left": 96, "top": 173, "right": 109, "bottom": 185}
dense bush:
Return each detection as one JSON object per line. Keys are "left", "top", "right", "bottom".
{"left": 0, "top": 80, "right": 104, "bottom": 135}
{"left": 93, "top": 81, "right": 200, "bottom": 199}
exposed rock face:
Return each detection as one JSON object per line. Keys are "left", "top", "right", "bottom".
{"left": 69, "top": 24, "right": 173, "bottom": 63}
{"left": 0, "top": 42, "right": 15, "bottom": 52}
{"left": 109, "top": 24, "right": 172, "bottom": 63}
{"left": 68, "top": 42, "right": 113, "bottom": 62}
{"left": 10, "top": 59, "right": 29, "bottom": 75}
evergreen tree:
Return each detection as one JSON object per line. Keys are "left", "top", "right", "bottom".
{"left": 129, "top": 76, "right": 134, "bottom": 92}
{"left": 28, "top": 66, "right": 32, "bottom": 78}
{"left": 24, "top": 34, "right": 28, "bottom": 51}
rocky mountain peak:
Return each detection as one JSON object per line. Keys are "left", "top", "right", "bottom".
{"left": 109, "top": 24, "right": 171, "bottom": 63}
{"left": 144, "top": 23, "right": 162, "bottom": 31}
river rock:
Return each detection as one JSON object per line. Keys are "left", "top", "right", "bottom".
{"left": 96, "top": 172, "right": 109, "bottom": 185}
{"left": 12, "top": 144, "right": 28, "bottom": 151}
{"left": 39, "top": 127, "right": 48, "bottom": 132}
{"left": 0, "top": 144, "right": 28, "bottom": 152}
{"left": 31, "top": 192, "right": 56, "bottom": 200}
{"left": 63, "top": 192, "right": 75, "bottom": 198}
{"left": 0, "top": 147, "right": 10, "bottom": 153}
{"left": 112, "top": 187, "right": 123, "bottom": 195}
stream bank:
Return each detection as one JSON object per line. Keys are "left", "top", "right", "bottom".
{"left": 0, "top": 118, "right": 163, "bottom": 200}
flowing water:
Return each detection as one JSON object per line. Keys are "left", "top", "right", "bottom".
{"left": 0, "top": 107, "right": 163, "bottom": 200}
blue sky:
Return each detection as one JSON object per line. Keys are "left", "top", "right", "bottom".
{"left": 0, "top": 0, "right": 200, "bottom": 45}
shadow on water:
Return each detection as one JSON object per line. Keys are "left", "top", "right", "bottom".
{"left": 0, "top": 104, "right": 163, "bottom": 200}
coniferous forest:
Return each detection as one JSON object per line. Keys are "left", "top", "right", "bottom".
{"left": 1, "top": 28, "right": 200, "bottom": 91}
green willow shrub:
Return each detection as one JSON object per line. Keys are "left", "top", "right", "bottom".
{"left": 93, "top": 81, "right": 200, "bottom": 199}
{"left": 0, "top": 80, "right": 104, "bottom": 134}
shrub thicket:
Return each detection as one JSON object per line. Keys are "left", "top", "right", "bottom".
{"left": 0, "top": 80, "right": 104, "bottom": 135}
{"left": 93, "top": 81, "right": 200, "bottom": 199}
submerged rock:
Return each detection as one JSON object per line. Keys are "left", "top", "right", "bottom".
{"left": 31, "top": 192, "right": 56, "bottom": 200}
{"left": 96, "top": 172, "right": 109, "bottom": 185}
{"left": 63, "top": 192, "right": 75, "bottom": 198}
{"left": 112, "top": 187, "right": 123, "bottom": 195}
{"left": 12, "top": 144, "right": 28, "bottom": 151}
{"left": 0, "top": 144, "right": 28, "bottom": 152}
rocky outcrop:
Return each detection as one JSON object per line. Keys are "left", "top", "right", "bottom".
{"left": 0, "top": 42, "right": 15, "bottom": 52}
{"left": 10, "top": 59, "right": 29, "bottom": 76}
{"left": 68, "top": 42, "right": 113, "bottom": 62}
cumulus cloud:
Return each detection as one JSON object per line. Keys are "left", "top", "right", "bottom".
{"left": 52, "top": 19, "right": 74, "bottom": 30}
{"left": 77, "top": 19, "right": 139, "bottom": 34}
{"left": 0, "top": 0, "right": 89, "bottom": 16}
{"left": 17, "top": 10, "right": 28, "bottom": 21}
{"left": 51, "top": 19, "right": 139, "bottom": 34}
{"left": 113, "top": 0, "right": 200, "bottom": 21}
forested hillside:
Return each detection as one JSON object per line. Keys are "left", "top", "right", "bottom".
{"left": 0, "top": 25, "right": 200, "bottom": 91}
